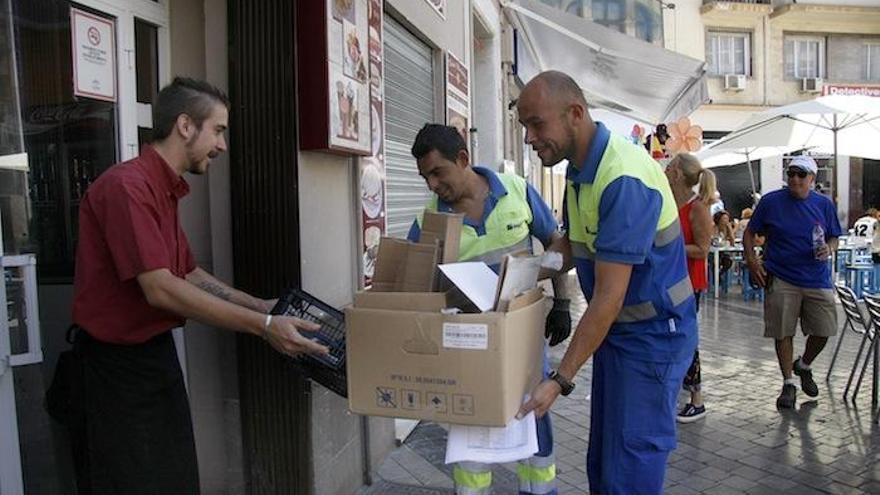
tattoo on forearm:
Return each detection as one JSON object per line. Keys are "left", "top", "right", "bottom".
{"left": 198, "top": 281, "right": 233, "bottom": 302}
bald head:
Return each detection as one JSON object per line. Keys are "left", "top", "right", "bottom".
{"left": 517, "top": 71, "right": 595, "bottom": 168}
{"left": 522, "top": 70, "right": 588, "bottom": 110}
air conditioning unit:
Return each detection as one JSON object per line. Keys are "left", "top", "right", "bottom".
{"left": 723, "top": 74, "right": 747, "bottom": 91}
{"left": 802, "top": 77, "right": 823, "bottom": 93}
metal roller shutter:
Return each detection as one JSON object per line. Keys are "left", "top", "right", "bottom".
{"left": 384, "top": 14, "right": 435, "bottom": 238}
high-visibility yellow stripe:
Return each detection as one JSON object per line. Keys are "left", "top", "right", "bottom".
{"left": 517, "top": 463, "right": 556, "bottom": 484}
{"left": 453, "top": 466, "right": 492, "bottom": 490}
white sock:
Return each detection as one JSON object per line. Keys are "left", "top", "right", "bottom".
{"left": 797, "top": 357, "right": 812, "bottom": 370}
{"left": 784, "top": 378, "right": 798, "bottom": 386}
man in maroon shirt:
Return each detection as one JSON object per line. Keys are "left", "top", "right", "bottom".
{"left": 68, "top": 77, "right": 326, "bottom": 494}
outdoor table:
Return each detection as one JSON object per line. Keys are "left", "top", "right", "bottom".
{"left": 710, "top": 245, "right": 743, "bottom": 298}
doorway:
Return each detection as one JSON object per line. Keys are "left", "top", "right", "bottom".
{"left": 0, "top": 0, "right": 168, "bottom": 492}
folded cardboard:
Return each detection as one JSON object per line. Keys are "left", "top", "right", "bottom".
{"left": 371, "top": 237, "right": 440, "bottom": 293}
{"left": 354, "top": 291, "right": 449, "bottom": 312}
{"left": 346, "top": 288, "right": 546, "bottom": 426}
{"left": 419, "top": 211, "right": 463, "bottom": 263}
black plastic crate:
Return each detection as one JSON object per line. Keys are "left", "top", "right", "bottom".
{"left": 270, "top": 288, "right": 347, "bottom": 397}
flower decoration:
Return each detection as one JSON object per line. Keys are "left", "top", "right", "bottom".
{"left": 664, "top": 117, "right": 703, "bottom": 155}
{"left": 630, "top": 124, "right": 645, "bottom": 146}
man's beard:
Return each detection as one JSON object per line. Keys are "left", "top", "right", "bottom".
{"left": 185, "top": 130, "right": 208, "bottom": 175}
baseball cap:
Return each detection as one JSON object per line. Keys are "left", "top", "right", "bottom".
{"left": 787, "top": 155, "right": 818, "bottom": 175}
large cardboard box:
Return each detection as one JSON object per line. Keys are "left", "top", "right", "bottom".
{"left": 345, "top": 289, "right": 546, "bottom": 426}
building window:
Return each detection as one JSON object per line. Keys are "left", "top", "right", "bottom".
{"left": 867, "top": 43, "right": 880, "bottom": 82}
{"left": 706, "top": 32, "right": 750, "bottom": 76}
{"left": 592, "top": 0, "right": 625, "bottom": 33}
{"left": 634, "top": 3, "right": 659, "bottom": 44}
{"left": 785, "top": 36, "right": 825, "bottom": 79}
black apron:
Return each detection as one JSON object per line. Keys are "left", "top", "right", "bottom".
{"left": 69, "top": 328, "right": 199, "bottom": 495}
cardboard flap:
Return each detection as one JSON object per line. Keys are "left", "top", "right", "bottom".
{"left": 421, "top": 211, "right": 464, "bottom": 263}
{"left": 507, "top": 287, "right": 545, "bottom": 312}
{"left": 354, "top": 291, "right": 448, "bottom": 312}
{"left": 402, "top": 315, "right": 440, "bottom": 355}
{"left": 372, "top": 237, "right": 440, "bottom": 292}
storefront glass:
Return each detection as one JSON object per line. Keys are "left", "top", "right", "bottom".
{"left": 11, "top": 0, "right": 117, "bottom": 281}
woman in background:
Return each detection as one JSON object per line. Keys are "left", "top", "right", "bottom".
{"left": 665, "top": 153, "right": 714, "bottom": 422}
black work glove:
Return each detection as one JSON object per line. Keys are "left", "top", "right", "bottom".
{"left": 545, "top": 298, "right": 571, "bottom": 347}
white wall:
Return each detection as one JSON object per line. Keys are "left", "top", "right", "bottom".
{"left": 170, "top": 0, "right": 245, "bottom": 493}
{"left": 760, "top": 155, "right": 784, "bottom": 195}
{"left": 387, "top": 0, "right": 469, "bottom": 62}
{"left": 663, "top": 0, "right": 703, "bottom": 58}
{"left": 472, "top": 0, "right": 503, "bottom": 169}
{"left": 298, "top": 152, "right": 358, "bottom": 308}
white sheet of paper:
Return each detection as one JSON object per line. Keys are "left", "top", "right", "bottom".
{"left": 444, "top": 412, "right": 539, "bottom": 465}
{"left": 438, "top": 262, "right": 499, "bottom": 312}
{"left": 495, "top": 255, "right": 542, "bottom": 308}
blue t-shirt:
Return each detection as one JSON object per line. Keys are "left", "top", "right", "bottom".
{"left": 407, "top": 166, "right": 557, "bottom": 273}
{"left": 748, "top": 188, "right": 842, "bottom": 289}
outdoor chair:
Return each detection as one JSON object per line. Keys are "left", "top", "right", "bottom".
{"left": 851, "top": 293, "right": 880, "bottom": 411}
{"left": 739, "top": 262, "right": 764, "bottom": 302}
{"left": 827, "top": 284, "right": 872, "bottom": 399}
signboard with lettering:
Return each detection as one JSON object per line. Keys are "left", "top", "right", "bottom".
{"left": 70, "top": 8, "right": 116, "bottom": 102}
{"left": 822, "top": 84, "right": 880, "bottom": 97}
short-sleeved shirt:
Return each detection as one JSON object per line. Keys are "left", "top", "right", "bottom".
{"left": 748, "top": 188, "right": 842, "bottom": 289}
{"left": 853, "top": 215, "right": 880, "bottom": 253}
{"left": 564, "top": 123, "right": 696, "bottom": 363}
{"left": 407, "top": 166, "right": 557, "bottom": 273}
{"left": 72, "top": 145, "right": 197, "bottom": 344}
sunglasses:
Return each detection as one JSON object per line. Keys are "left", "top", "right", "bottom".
{"left": 786, "top": 169, "right": 808, "bottom": 179}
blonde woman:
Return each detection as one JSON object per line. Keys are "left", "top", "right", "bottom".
{"left": 735, "top": 207, "right": 753, "bottom": 240}
{"left": 665, "top": 153, "right": 714, "bottom": 422}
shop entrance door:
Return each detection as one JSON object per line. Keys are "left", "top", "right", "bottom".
{"left": 0, "top": 0, "right": 168, "bottom": 492}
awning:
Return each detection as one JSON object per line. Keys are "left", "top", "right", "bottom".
{"left": 503, "top": 0, "right": 708, "bottom": 125}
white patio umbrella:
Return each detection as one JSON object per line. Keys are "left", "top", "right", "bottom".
{"left": 696, "top": 144, "right": 810, "bottom": 196}
{"left": 701, "top": 95, "right": 880, "bottom": 196}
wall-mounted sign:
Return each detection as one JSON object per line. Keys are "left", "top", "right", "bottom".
{"left": 70, "top": 8, "right": 116, "bottom": 102}
{"left": 298, "top": 0, "right": 372, "bottom": 155}
{"left": 445, "top": 52, "right": 469, "bottom": 144}
{"left": 822, "top": 84, "right": 880, "bottom": 97}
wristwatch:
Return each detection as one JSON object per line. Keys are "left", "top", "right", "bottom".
{"left": 549, "top": 370, "right": 575, "bottom": 396}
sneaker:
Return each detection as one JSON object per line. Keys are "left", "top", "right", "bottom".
{"left": 677, "top": 403, "right": 707, "bottom": 423}
{"left": 793, "top": 357, "right": 819, "bottom": 397}
{"left": 777, "top": 384, "right": 797, "bottom": 409}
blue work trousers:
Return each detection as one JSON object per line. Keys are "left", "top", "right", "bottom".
{"left": 587, "top": 341, "right": 693, "bottom": 495}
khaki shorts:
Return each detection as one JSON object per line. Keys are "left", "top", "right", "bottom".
{"left": 764, "top": 276, "right": 838, "bottom": 339}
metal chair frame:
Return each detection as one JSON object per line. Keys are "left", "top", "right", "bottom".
{"left": 856, "top": 294, "right": 880, "bottom": 419}
{"left": 827, "top": 284, "right": 871, "bottom": 387}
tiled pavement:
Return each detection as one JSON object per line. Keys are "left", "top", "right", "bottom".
{"left": 357, "top": 274, "right": 880, "bottom": 494}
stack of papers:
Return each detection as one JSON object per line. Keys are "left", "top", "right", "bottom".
{"left": 445, "top": 411, "right": 539, "bottom": 464}
{"left": 437, "top": 262, "right": 498, "bottom": 312}
{"left": 438, "top": 253, "right": 544, "bottom": 313}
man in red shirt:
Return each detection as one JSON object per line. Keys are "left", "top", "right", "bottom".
{"left": 68, "top": 77, "right": 326, "bottom": 494}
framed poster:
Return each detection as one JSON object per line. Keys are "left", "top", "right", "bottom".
{"left": 298, "top": 0, "right": 372, "bottom": 155}
{"left": 70, "top": 8, "right": 116, "bottom": 102}
{"left": 445, "top": 52, "right": 469, "bottom": 144}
